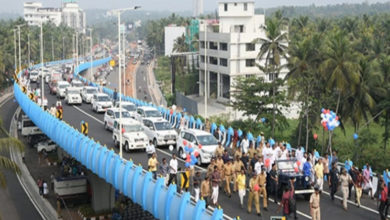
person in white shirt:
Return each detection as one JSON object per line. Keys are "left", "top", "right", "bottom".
{"left": 263, "top": 143, "right": 273, "bottom": 171}
{"left": 254, "top": 157, "right": 263, "bottom": 175}
{"left": 296, "top": 147, "right": 303, "bottom": 162}
{"left": 280, "top": 145, "right": 288, "bottom": 160}
{"left": 146, "top": 140, "right": 156, "bottom": 159}
{"left": 240, "top": 136, "right": 249, "bottom": 154}
{"left": 167, "top": 154, "right": 178, "bottom": 186}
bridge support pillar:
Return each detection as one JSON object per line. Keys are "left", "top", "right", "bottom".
{"left": 88, "top": 172, "right": 115, "bottom": 213}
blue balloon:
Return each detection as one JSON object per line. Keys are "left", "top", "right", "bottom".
{"left": 261, "top": 118, "right": 266, "bottom": 123}
{"left": 183, "top": 108, "right": 186, "bottom": 112}
{"left": 185, "top": 162, "right": 190, "bottom": 168}
{"left": 353, "top": 133, "right": 358, "bottom": 140}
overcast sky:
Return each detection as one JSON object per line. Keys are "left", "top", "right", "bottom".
{"left": 1, "top": 0, "right": 390, "bottom": 13}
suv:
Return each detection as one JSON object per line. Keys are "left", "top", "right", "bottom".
{"left": 35, "top": 140, "right": 57, "bottom": 153}
{"left": 64, "top": 87, "right": 82, "bottom": 105}
{"left": 135, "top": 106, "right": 162, "bottom": 122}
{"left": 142, "top": 118, "right": 177, "bottom": 147}
{"left": 103, "top": 108, "right": 132, "bottom": 131}
{"left": 112, "top": 120, "right": 148, "bottom": 151}
{"left": 21, "top": 117, "right": 42, "bottom": 136}
{"left": 29, "top": 70, "right": 39, "bottom": 82}
{"left": 177, "top": 129, "right": 218, "bottom": 165}
{"left": 275, "top": 159, "right": 314, "bottom": 200}
{"left": 71, "top": 80, "right": 84, "bottom": 93}
{"left": 114, "top": 102, "right": 137, "bottom": 118}
{"left": 56, "top": 81, "right": 70, "bottom": 98}
{"left": 91, "top": 93, "right": 112, "bottom": 113}
{"left": 81, "top": 86, "right": 98, "bottom": 103}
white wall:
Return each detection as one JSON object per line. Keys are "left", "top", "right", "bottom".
{"left": 164, "top": 26, "right": 186, "bottom": 56}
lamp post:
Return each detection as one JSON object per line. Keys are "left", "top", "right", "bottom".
{"left": 110, "top": 6, "right": 141, "bottom": 159}
{"left": 203, "top": 21, "right": 208, "bottom": 119}
{"left": 13, "top": 29, "right": 17, "bottom": 74}
{"left": 28, "top": 33, "right": 31, "bottom": 67}
{"left": 40, "top": 21, "right": 44, "bottom": 109}
{"left": 16, "top": 24, "right": 25, "bottom": 73}
{"left": 88, "top": 28, "right": 93, "bottom": 80}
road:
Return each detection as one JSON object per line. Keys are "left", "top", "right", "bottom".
{"left": 27, "top": 65, "right": 382, "bottom": 220}
{"left": 0, "top": 97, "right": 42, "bottom": 220}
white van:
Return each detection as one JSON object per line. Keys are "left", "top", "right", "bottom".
{"left": 142, "top": 118, "right": 177, "bottom": 147}
{"left": 21, "top": 118, "right": 42, "bottom": 136}
{"left": 112, "top": 120, "right": 148, "bottom": 151}
{"left": 65, "top": 87, "right": 82, "bottom": 105}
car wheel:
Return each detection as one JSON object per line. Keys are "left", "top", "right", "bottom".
{"left": 178, "top": 147, "right": 183, "bottom": 158}
{"left": 104, "top": 122, "right": 108, "bottom": 130}
{"left": 196, "top": 156, "right": 202, "bottom": 166}
{"left": 41, "top": 149, "right": 47, "bottom": 154}
{"left": 124, "top": 141, "right": 130, "bottom": 152}
{"left": 153, "top": 138, "right": 158, "bottom": 148}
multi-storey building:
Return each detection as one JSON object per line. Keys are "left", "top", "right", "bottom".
{"left": 198, "top": 0, "right": 287, "bottom": 101}
{"left": 61, "top": 1, "right": 86, "bottom": 33}
{"left": 193, "top": 0, "right": 204, "bottom": 17}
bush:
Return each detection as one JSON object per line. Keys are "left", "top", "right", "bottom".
{"left": 78, "top": 204, "right": 95, "bottom": 217}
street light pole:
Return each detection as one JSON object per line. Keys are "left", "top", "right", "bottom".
{"left": 51, "top": 36, "right": 54, "bottom": 60}
{"left": 62, "top": 36, "right": 65, "bottom": 59}
{"left": 17, "top": 25, "right": 22, "bottom": 73}
{"left": 76, "top": 31, "right": 79, "bottom": 75}
{"left": 13, "top": 29, "right": 17, "bottom": 74}
{"left": 203, "top": 21, "right": 208, "bottom": 119}
{"left": 88, "top": 28, "right": 93, "bottom": 80}
{"left": 28, "top": 33, "right": 30, "bottom": 67}
{"left": 40, "top": 22, "right": 44, "bottom": 109}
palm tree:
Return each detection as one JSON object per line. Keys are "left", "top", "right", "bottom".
{"left": 254, "top": 16, "right": 288, "bottom": 137}
{"left": 0, "top": 118, "right": 23, "bottom": 188}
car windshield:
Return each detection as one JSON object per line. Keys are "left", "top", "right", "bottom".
{"left": 122, "top": 104, "right": 136, "bottom": 112}
{"left": 86, "top": 88, "right": 97, "bottom": 94}
{"left": 114, "top": 111, "right": 131, "bottom": 118}
{"left": 73, "top": 82, "right": 83, "bottom": 87}
{"left": 97, "top": 96, "right": 110, "bottom": 101}
{"left": 59, "top": 84, "right": 69, "bottom": 88}
{"left": 30, "top": 72, "right": 38, "bottom": 75}
{"left": 67, "top": 90, "right": 79, "bottom": 94}
{"left": 123, "top": 124, "right": 143, "bottom": 132}
{"left": 154, "top": 122, "right": 172, "bottom": 130}
{"left": 277, "top": 160, "right": 296, "bottom": 171}
{"left": 197, "top": 135, "right": 218, "bottom": 146}
{"left": 145, "top": 110, "right": 161, "bottom": 118}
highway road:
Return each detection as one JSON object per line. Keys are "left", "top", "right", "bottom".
{"left": 0, "top": 97, "right": 42, "bottom": 220}
{"left": 27, "top": 67, "right": 381, "bottom": 220}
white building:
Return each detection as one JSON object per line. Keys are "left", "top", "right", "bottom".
{"left": 198, "top": 0, "right": 287, "bottom": 101}
{"left": 23, "top": 1, "right": 86, "bottom": 33}
{"left": 193, "top": 0, "right": 204, "bottom": 17}
{"left": 24, "top": 2, "right": 62, "bottom": 26}
{"left": 164, "top": 25, "right": 186, "bottom": 56}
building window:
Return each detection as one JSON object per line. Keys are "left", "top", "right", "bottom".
{"left": 200, "top": 41, "right": 205, "bottom": 49}
{"left": 234, "top": 25, "right": 244, "bottom": 33}
{"left": 219, "top": 43, "right": 228, "bottom": 51}
{"left": 220, "top": 58, "right": 228, "bottom": 67}
{"left": 221, "top": 74, "right": 230, "bottom": 99}
{"left": 246, "top": 59, "right": 255, "bottom": 67}
{"left": 209, "top": 41, "right": 218, "bottom": 50}
{"left": 246, "top": 43, "right": 255, "bottom": 51}
{"left": 244, "top": 3, "right": 248, "bottom": 11}
{"left": 224, "top": 3, "right": 228, "bottom": 11}
{"left": 234, "top": 3, "right": 237, "bottom": 6}
{"left": 200, "top": 55, "right": 205, "bottom": 63}
{"left": 209, "top": 56, "right": 218, "bottom": 65}
{"left": 269, "top": 73, "right": 278, "bottom": 81}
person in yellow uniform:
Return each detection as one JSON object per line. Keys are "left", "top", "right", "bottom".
{"left": 215, "top": 143, "right": 225, "bottom": 158}
{"left": 201, "top": 176, "right": 211, "bottom": 208}
{"left": 248, "top": 172, "right": 261, "bottom": 216}
{"left": 310, "top": 185, "right": 321, "bottom": 220}
{"left": 314, "top": 157, "right": 324, "bottom": 192}
{"left": 233, "top": 156, "right": 245, "bottom": 192}
{"left": 216, "top": 155, "right": 225, "bottom": 188}
{"left": 256, "top": 142, "right": 264, "bottom": 158}
{"left": 236, "top": 169, "right": 246, "bottom": 209}
{"left": 207, "top": 158, "right": 216, "bottom": 179}
{"left": 224, "top": 159, "right": 233, "bottom": 197}
{"left": 234, "top": 147, "right": 242, "bottom": 160}
{"left": 148, "top": 153, "right": 159, "bottom": 179}
{"left": 257, "top": 167, "right": 268, "bottom": 210}
{"left": 248, "top": 143, "right": 256, "bottom": 160}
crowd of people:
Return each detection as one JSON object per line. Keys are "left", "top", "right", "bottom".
{"left": 145, "top": 125, "right": 390, "bottom": 219}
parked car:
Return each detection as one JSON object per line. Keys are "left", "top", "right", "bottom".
{"left": 134, "top": 106, "right": 162, "bottom": 122}
{"left": 64, "top": 87, "right": 82, "bottom": 105}
{"left": 35, "top": 139, "right": 57, "bottom": 153}
{"left": 176, "top": 129, "right": 218, "bottom": 165}
{"left": 91, "top": 93, "right": 112, "bottom": 113}
{"left": 56, "top": 81, "right": 70, "bottom": 98}
{"left": 81, "top": 86, "right": 98, "bottom": 103}
{"left": 21, "top": 117, "right": 42, "bottom": 136}
{"left": 112, "top": 120, "right": 148, "bottom": 151}
{"left": 114, "top": 101, "right": 137, "bottom": 118}
{"left": 142, "top": 118, "right": 177, "bottom": 148}
{"left": 103, "top": 108, "right": 132, "bottom": 131}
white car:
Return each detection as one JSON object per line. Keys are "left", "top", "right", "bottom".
{"left": 142, "top": 118, "right": 177, "bottom": 147}
{"left": 176, "top": 129, "right": 219, "bottom": 165}
{"left": 21, "top": 117, "right": 42, "bottom": 136}
{"left": 29, "top": 70, "right": 39, "bottom": 82}
{"left": 112, "top": 120, "right": 148, "bottom": 151}
{"left": 71, "top": 80, "right": 84, "bottom": 93}
{"left": 81, "top": 86, "right": 98, "bottom": 103}
{"left": 56, "top": 81, "right": 70, "bottom": 98}
{"left": 103, "top": 108, "right": 132, "bottom": 131}
{"left": 91, "top": 93, "right": 112, "bottom": 113}
{"left": 35, "top": 140, "right": 57, "bottom": 153}
{"left": 135, "top": 106, "right": 162, "bottom": 122}
{"left": 114, "top": 102, "right": 137, "bottom": 118}
{"left": 65, "top": 87, "right": 82, "bottom": 105}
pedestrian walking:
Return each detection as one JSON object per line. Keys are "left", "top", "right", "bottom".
{"left": 50, "top": 173, "right": 55, "bottom": 191}
{"left": 146, "top": 140, "right": 155, "bottom": 159}
{"left": 211, "top": 166, "right": 221, "bottom": 206}
{"left": 159, "top": 158, "right": 169, "bottom": 185}
{"left": 269, "top": 163, "right": 279, "bottom": 203}
{"left": 180, "top": 167, "right": 190, "bottom": 193}
{"left": 233, "top": 156, "right": 245, "bottom": 192}
{"left": 379, "top": 182, "right": 388, "bottom": 220}
{"left": 236, "top": 169, "right": 246, "bottom": 209}
{"left": 43, "top": 181, "right": 49, "bottom": 197}
{"left": 310, "top": 185, "right": 321, "bottom": 220}
{"left": 37, "top": 178, "right": 43, "bottom": 196}
{"left": 355, "top": 168, "right": 364, "bottom": 207}
{"left": 340, "top": 168, "right": 353, "bottom": 210}
{"left": 314, "top": 157, "right": 324, "bottom": 192}
{"left": 247, "top": 172, "right": 261, "bottom": 216}
{"left": 329, "top": 162, "right": 339, "bottom": 201}
{"left": 348, "top": 166, "right": 358, "bottom": 200}
{"left": 193, "top": 171, "right": 201, "bottom": 202}
{"left": 323, "top": 154, "right": 330, "bottom": 184}
{"left": 303, "top": 157, "right": 312, "bottom": 188}
{"left": 113, "top": 88, "right": 118, "bottom": 105}
{"left": 148, "top": 153, "right": 158, "bottom": 179}
{"left": 201, "top": 176, "right": 211, "bottom": 208}
{"left": 216, "top": 156, "right": 224, "bottom": 188}
{"left": 223, "top": 159, "right": 233, "bottom": 197}
{"left": 363, "top": 164, "right": 374, "bottom": 199}
{"left": 278, "top": 186, "right": 292, "bottom": 218}
{"left": 167, "top": 154, "right": 178, "bottom": 186}
{"left": 215, "top": 143, "right": 224, "bottom": 158}
{"left": 258, "top": 167, "right": 268, "bottom": 211}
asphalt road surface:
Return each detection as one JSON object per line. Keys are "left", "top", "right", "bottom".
{"left": 28, "top": 69, "right": 381, "bottom": 220}
{"left": 0, "top": 97, "right": 42, "bottom": 220}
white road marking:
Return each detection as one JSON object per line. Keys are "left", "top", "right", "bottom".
{"left": 73, "top": 105, "right": 104, "bottom": 125}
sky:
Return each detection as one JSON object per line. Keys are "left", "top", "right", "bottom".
{"left": 1, "top": 0, "right": 390, "bottom": 14}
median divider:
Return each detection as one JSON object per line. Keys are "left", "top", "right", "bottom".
{"left": 14, "top": 58, "right": 224, "bottom": 220}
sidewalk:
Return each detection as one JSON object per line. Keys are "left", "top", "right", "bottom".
{"left": 145, "top": 59, "right": 166, "bottom": 106}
